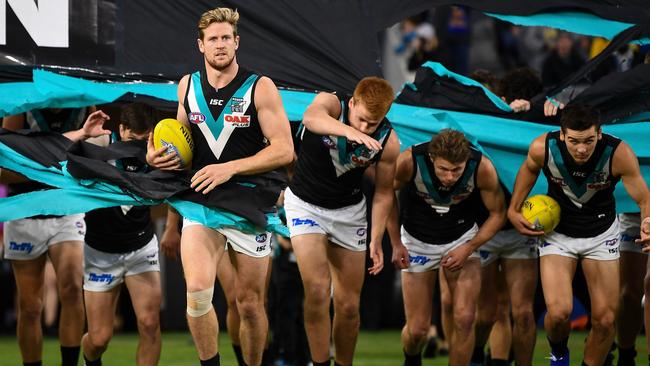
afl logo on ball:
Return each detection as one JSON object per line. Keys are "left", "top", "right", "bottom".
{"left": 189, "top": 112, "right": 206, "bottom": 124}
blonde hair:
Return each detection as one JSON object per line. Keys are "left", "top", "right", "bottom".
{"left": 198, "top": 8, "right": 239, "bottom": 39}
{"left": 352, "top": 77, "right": 394, "bottom": 121}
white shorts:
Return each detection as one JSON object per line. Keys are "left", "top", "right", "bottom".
{"left": 284, "top": 187, "right": 368, "bottom": 252}
{"left": 402, "top": 224, "right": 480, "bottom": 273}
{"left": 478, "top": 229, "right": 538, "bottom": 266}
{"left": 182, "top": 218, "right": 272, "bottom": 258}
{"left": 539, "top": 218, "right": 620, "bottom": 260}
{"left": 3, "top": 214, "right": 86, "bottom": 260}
{"left": 83, "top": 236, "right": 160, "bottom": 292}
{"left": 618, "top": 213, "right": 643, "bottom": 254}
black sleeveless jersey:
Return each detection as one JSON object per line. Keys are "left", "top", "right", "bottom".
{"left": 543, "top": 131, "right": 621, "bottom": 237}
{"left": 9, "top": 108, "right": 88, "bottom": 220}
{"left": 84, "top": 133, "right": 154, "bottom": 253}
{"left": 289, "top": 96, "right": 393, "bottom": 209}
{"left": 183, "top": 67, "right": 266, "bottom": 168}
{"left": 401, "top": 142, "right": 483, "bottom": 244}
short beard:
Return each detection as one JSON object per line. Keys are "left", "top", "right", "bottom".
{"left": 206, "top": 55, "right": 235, "bottom": 71}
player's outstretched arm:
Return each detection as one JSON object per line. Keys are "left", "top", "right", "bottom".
{"left": 613, "top": 142, "right": 650, "bottom": 248}
{"left": 386, "top": 148, "right": 413, "bottom": 270}
{"left": 367, "top": 132, "right": 400, "bottom": 275}
{"left": 302, "top": 93, "right": 382, "bottom": 151}
{"left": 508, "top": 134, "right": 546, "bottom": 236}
{"left": 63, "top": 110, "right": 111, "bottom": 142}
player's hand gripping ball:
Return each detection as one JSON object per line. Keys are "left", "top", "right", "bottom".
{"left": 152, "top": 118, "right": 194, "bottom": 169}
{"left": 520, "top": 194, "right": 561, "bottom": 234}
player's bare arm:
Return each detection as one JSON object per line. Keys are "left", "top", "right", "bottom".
{"left": 367, "top": 132, "right": 399, "bottom": 275}
{"left": 386, "top": 148, "right": 413, "bottom": 269}
{"left": 508, "top": 133, "right": 547, "bottom": 236}
{"left": 611, "top": 142, "right": 650, "bottom": 247}
{"left": 302, "top": 92, "right": 382, "bottom": 151}
{"left": 63, "top": 110, "right": 111, "bottom": 142}
{"left": 146, "top": 75, "right": 190, "bottom": 170}
{"left": 442, "top": 156, "right": 506, "bottom": 271}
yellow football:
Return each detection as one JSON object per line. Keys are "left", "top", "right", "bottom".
{"left": 520, "top": 194, "right": 561, "bottom": 233}
{"left": 153, "top": 118, "right": 194, "bottom": 169}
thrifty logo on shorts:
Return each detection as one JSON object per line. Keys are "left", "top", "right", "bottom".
{"left": 409, "top": 255, "right": 431, "bottom": 265}
{"left": 9, "top": 241, "right": 34, "bottom": 254}
{"left": 88, "top": 273, "right": 116, "bottom": 284}
{"left": 292, "top": 218, "right": 319, "bottom": 227}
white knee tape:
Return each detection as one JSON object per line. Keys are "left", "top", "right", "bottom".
{"left": 186, "top": 288, "right": 214, "bottom": 317}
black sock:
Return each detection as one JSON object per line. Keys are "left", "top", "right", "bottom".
{"left": 491, "top": 359, "right": 509, "bottom": 366}
{"left": 403, "top": 349, "right": 422, "bottom": 366}
{"left": 232, "top": 344, "right": 245, "bottom": 366}
{"left": 548, "top": 336, "right": 569, "bottom": 357}
{"left": 61, "top": 346, "right": 80, "bottom": 366}
{"left": 312, "top": 360, "right": 330, "bottom": 366}
{"left": 618, "top": 346, "right": 637, "bottom": 366}
{"left": 471, "top": 346, "right": 485, "bottom": 363}
{"left": 200, "top": 353, "right": 220, "bottom": 366}
{"left": 83, "top": 354, "right": 102, "bottom": 366}
{"left": 262, "top": 347, "right": 272, "bottom": 365}
{"left": 333, "top": 362, "right": 346, "bottom": 366}
{"left": 23, "top": 362, "right": 42, "bottom": 366}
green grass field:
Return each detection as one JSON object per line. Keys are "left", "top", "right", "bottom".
{"left": 0, "top": 330, "right": 646, "bottom": 365}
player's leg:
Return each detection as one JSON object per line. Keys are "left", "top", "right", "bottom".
{"left": 181, "top": 223, "right": 226, "bottom": 361}
{"left": 401, "top": 270, "right": 437, "bottom": 366}
{"left": 11, "top": 255, "right": 47, "bottom": 363}
{"left": 444, "top": 257, "right": 482, "bottom": 366}
{"left": 49, "top": 239, "right": 84, "bottom": 365}
{"left": 124, "top": 237, "right": 162, "bottom": 366}
{"left": 126, "top": 271, "right": 162, "bottom": 366}
{"left": 82, "top": 286, "right": 120, "bottom": 363}
{"left": 439, "top": 269, "right": 453, "bottom": 348}
{"left": 617, "top": 213, "right": 644, "bottom": 364}
{"left": 291, "top": 233, "right": 332, "bottom": 364}
{"left": 474, "top": 260, "right": 499, "bottom": 364}
{"left": 540, "top": 255, "right": 577, "bottom": 361}
{"left": 327, "top": 242, "right": 366, "bottom": 365}
{"left": 503, "top": 257, "right": 537, "bottom": 366}
{"left": 582, "top": 258, "right": 620, "bottom": 366}
{"left": 229, "top": 239, "right": 272, "bottom": 366}
{"left": 216, "top": 250, "right": 245, "bottom": 365}
{"left": 487, "top": 267, "right": 512, "bottom": 364}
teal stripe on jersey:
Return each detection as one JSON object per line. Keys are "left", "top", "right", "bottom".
{"left": 337, "top": 136, "right": 349, "bottom": 164}
{"left": 415, "top": 154, "right": 441, "bottom": 202}
{"left": 191, "top": 72, "right": 220, "bottom": 135}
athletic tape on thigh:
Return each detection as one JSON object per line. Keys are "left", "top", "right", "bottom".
{"left": 186, "top": 288, "right": 214, "bottom": 317}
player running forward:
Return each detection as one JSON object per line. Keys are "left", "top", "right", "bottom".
{"left": 387, "top": 129, "right": 506, "bottom": 366}
{"left": 507, "top": 104, "right": 650, "bottom": 366}
{"left": 146, "top": 8, "right": 293, "bottom": 366}
{"left": 81, "top": 103, "right": 162, "bottom": 366}
{"left": 284, "top": 77, "right": 399, "bottom": 366}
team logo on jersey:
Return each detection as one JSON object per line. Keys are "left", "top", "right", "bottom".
{"left": 231, "top": 97, "right": 245, "bottom": 113}
{"left": 189, "top": 112, "right": 206, "bottom": 124}
{"left": 587, "top": 171, "right": 610, "bottom": 190}
{"left": 224, "top": 114, "right": 251, "bottom": 128}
